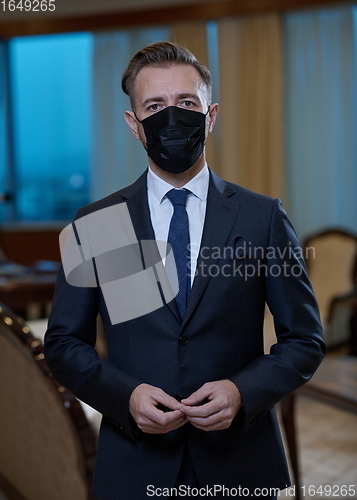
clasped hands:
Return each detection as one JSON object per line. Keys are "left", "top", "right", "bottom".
{"left": 129, "top": 380, "right": 242, "bottom": 434}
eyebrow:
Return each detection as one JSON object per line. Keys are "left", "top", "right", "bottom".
{"left": 176, "top": 93, "right": 200, "bottom": 101}
{"left": 142, "top": 93, "right": 200, "bottom": 107}
{"left": 142, "top": 96, "right": 165, "bottom": 107}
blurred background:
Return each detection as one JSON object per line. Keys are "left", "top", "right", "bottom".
{"left": 0, "top": 0, "right": 356, "bottom": 499}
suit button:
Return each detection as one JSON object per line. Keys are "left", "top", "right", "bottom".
{"left": 179, "top": 335, "right": 189, "bottom": 345}
{"left": 174, "top": 394, "right": 182, "bottom": 402}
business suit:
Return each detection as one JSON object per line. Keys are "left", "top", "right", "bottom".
{"left": 44, "top": 168, "right": 325, "bottom": 499}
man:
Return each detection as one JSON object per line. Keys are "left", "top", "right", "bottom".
{"left": 44, "top": 42, "right": 325, "bottom": 499}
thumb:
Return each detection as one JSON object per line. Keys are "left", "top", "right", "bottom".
{"left": 155, "top": 390, "right": 183, "bottom": 411}
{"left": 181, "top": 385, "right": 211, "bottom": 407}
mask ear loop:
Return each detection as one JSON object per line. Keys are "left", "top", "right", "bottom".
{"left": 133, "top": 111, "right": 143, "bottom": 123}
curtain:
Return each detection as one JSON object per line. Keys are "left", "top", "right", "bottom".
{"left": 171, "top": 21, "right": 209, "bottom": 66}
{"left": 217, "top": 14, "right": 285, "bottom": 200}
{"left": 0, "top": 40, "right": 14, "bottom": 222}
{"left": 91, "top": 27, "right": 170, "bottom": 202}
{"left": 0, "top": 40, "right": 7, "bottom": 197}
{"left": 170, "top": 21, "right": 219, "bottom": 171}
{"left": 284, "top": 6, "right": 357, "bottom": 239}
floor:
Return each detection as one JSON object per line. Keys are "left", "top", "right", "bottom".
{"left": 279, "top": 395, "right": 357, "bottom": 499}
{"left": 263, "top": 310, "right": 357, "bottom": 499}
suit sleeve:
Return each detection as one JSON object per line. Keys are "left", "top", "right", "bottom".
{"left": 43, "top": 209, "right": 142, "bottom": 440}
{"left": 229, "top": 199, "right": 326, "bottom": 432}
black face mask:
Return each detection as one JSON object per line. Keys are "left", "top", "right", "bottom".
{"left": 135, "top": 106, "right": 208, "bottom": 174}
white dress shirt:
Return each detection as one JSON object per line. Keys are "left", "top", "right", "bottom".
{"left": 147, "top": 165, "right": 209, "bottom": 285}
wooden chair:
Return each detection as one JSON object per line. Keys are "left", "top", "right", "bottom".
{"left": 328, "top": 289, "right": 357, "bottom": 356}
{"left": 0, "top": 303, "right": 97, "bottom": 500}
{"left": 303, "top": 228, "right": 357, "bottom": 347}
{"left": 262, "top": 229, "right": 357, "bottom": 498}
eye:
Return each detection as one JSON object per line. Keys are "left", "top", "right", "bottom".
{"left": 148, "top": 103, "right": 162, "bottom": 112}
{"left": 181, "top": 100, "right": 195, "bottom": 108}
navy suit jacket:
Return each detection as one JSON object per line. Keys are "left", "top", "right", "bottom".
{"left": 44, "top": 169, "right": 325, "bottom": 499}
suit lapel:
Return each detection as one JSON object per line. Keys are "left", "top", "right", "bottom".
{"left": 122, "top": 172, "right": 154, "bottom": 243}
{"left": 181, "top": 171, "right": 240, "bottom": 329}
{"left": 122, "top": 171, "right": 181, "bottom": 323}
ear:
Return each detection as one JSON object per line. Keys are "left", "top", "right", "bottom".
{"left": 207, "top": 103, "right": 219, "bottom": 133}
{"left": 124, "top": 111, "right": 141, "bottom": 140}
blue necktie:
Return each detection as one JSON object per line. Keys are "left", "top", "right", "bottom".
{"left": 166, "top": 189, "right": 191, "bottom": 318}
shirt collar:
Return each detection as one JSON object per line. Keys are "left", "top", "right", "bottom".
{"left": 147, "top": 164, "right": 209, "bottom": 204}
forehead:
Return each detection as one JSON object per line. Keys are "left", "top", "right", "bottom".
{"left": 133, "top": 63, "right": 208, "bottom": 104}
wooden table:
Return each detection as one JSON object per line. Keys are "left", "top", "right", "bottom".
{"left": 0, "top": 272, "right": 57, "bottom": 318}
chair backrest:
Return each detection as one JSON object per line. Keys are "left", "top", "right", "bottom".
{"left": 303, "top": 229, "right": 357, "bottom": 324}
{"left": 0, "top": 303, "right": 96, "bottom": 500}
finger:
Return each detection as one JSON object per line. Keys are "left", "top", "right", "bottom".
{"left": 147, "top": 406, "right": 187, "bottom": 427}
{"left": 154, "top": 391, "right": 184, "bottom": 412}
{"left": 161, "top": 410, "right": 188, "bottom": 428}
{"left": 187, "top": 414, "right": 232, "bottom": 431}
{"left": 154, "top": 408, "right": 186, "bottom": 426}
{"left": 180, "top": 400, "right": 220, "bottom": 418}
{"left": 181, "top": 384, "right": 213, "bottom": 406}
{"left": 140, "top": 410, "right": 188, "bottom": 434}
{"left": 139, "top": 391, "right": 183, "bottom": 424}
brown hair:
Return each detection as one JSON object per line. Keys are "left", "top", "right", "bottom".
{"left": 121, "top": 41, "right": 212, "bottom": 108}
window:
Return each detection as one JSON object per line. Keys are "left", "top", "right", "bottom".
{"left": 3, "top": 32, "right": 93, "bottom": 221}
{"left": 0, "top": 42, "right": 10, "bottom": 222}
